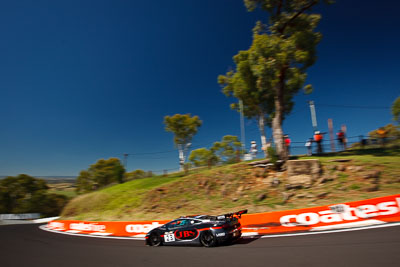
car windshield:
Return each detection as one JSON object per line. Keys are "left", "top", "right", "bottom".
{"left": 167, "top": 219, "right": 190, "bottom": 229}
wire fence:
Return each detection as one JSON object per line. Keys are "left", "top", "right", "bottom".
{"left": 127, "top": 135, "right": 399, "bottom": 176}
{"left": 252, "top": 135, "right": 398, "bottom": 159}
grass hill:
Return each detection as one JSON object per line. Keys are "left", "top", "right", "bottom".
{"left": 61, "top": 146, "right": 400, "bottom": 221}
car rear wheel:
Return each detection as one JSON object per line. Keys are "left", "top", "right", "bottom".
{"left": 200, "top": 231, "right": 217, "bottom": 247}
{"left": 148, "top": 233, "right": 162, "bottom": 247}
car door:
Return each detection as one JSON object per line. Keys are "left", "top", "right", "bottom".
{"left": 162, "top": 220, "right": 181, "bottom": 245}
{"left": 163, "top": 219, "right": 199, "bottom": 245}
{"left": 172, "top": 219, "right": 201, "bottom": 244}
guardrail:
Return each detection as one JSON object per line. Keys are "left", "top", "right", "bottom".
{"left": 46, "top": 194, "right": 400, "bottom": 238}
{"left": 0, "top": 213, "right": 41, "bottom": 220}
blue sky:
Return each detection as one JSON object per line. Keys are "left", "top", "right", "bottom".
{"left": 0, "top": 0, "right": 399, "bottom": 176}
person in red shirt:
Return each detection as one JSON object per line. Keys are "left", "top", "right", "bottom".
{"left": 284, "top": 135, "right": 291, "bottom": 156}
{"left": 314, "top": 131, "right": 323, "bottom": 154}
{"left": 336, "top": 130, "right": 346, "bottom": 150}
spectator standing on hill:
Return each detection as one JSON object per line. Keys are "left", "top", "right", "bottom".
{"left": 284, "top": 135, "right": 291, "bottom": 156}
{"left": 250, "top": 141, "right": 257, "bottom": 158}
{"left": 337, "top": 130, "right": 346, "bottom": 150}
{"left": 305, "top": 138, "right": 313, "bottom": 156}
{"left": 314, "top": 131, "right": 324, "bottom": 154}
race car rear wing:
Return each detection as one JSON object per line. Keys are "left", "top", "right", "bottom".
{"left": 218, "top": 209, "right": 248, "bottom": 219}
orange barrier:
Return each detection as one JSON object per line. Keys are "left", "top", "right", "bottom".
{"left": 47, "top": 194, "right": 400, "bottom": 237}
{"left": 240, "top": 194, "right": 400, "bottom": 235}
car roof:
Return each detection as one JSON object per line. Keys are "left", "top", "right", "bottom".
{"left": 176, "top": 215, "right": 227, "bottom": 221}
{"left": 194, "top": 215, "right": 215, "bottom": 219}
{"left": 173, "top": 215, "right": 211, "bottom": 220}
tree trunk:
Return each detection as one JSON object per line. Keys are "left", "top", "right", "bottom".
{"left": 178, "top": 143, "right": 191, "bottom": 171}
{"left": 178, "top": 145, "right": 184, "bottom": 171}
{"left": 272, "top": 67, "right": 288, "bottom": 161}
{"left": 272, "top": 98, "right": 287, "bottom": 160}
{"left": 258, "top": 115, "right": 268, "bottom": 157}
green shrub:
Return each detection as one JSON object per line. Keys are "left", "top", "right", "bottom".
{"left": 349, "top": 184, "right": 361, "bottom": 190}
{"left": 267, "top": 147, "right": 279, "bottom": 164}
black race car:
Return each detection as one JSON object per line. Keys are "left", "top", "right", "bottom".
{"left": 145, "top": 210, "right": 247, "bottom": 247}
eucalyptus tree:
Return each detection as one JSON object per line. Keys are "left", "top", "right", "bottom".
{"left": 189, "top": 148, "right": 218, "bottom": 168}
{"left": 164, "top": 114, "right": 202, "bottom": 170}
{"left": 221, "top": 0, "right": 332, "bottom": 159}
{"left": 0, "top": 174, "right": 68, "bottom": 216}
{"left": 211, "top": 135, "right": 242, "bottom": 164}
{"left": 218, "top": 50, "right": 274, "bottom": 156}
{"left": 76, "top": 158, "right": 125, "bottom": 193}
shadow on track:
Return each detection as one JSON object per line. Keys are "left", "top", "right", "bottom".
{"left": 224, "top": 237, "right": 260, "bottom": 246}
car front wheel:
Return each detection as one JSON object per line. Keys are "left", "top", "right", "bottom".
{"left": 148, "top": 233, "right": 162, "bottom": 246}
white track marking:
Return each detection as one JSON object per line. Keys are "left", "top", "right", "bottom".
{"left": 89, "top": 232, "right": 113, "bottom": 236}
{"left": 133, "top": 234, "right": 146, "bottom": 238}
{"left": 242, "top": 232, "right": 259, "bottom": 236}
{"left": 257, "top": 222, "right": 400, "bottom": 239}
{"left": 39, "top": 225, "right": 145, "bottom": 240}
{"left": 310, "top": 219, "right": 385, "bottom": 231}
{"left": 32, "top": 217, "right": 60, "bottom": 223}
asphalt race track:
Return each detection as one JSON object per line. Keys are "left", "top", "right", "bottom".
{"left": 1, "top": 224, "right": 399, "bottom": 267}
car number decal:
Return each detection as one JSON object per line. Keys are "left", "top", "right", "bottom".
{"left": 164, "top": 233, "right": 175, "bottom": 242}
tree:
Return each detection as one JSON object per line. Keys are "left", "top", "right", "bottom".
{"left": 38, "top": 193, "right": 69, "bottom": 217}
{"left": 76, "top": 158, "right": 125, "bottom": 194}
{"left": 0, "top": 174, "right": 48, "bottom": 213}
{"left": 211, "top": 135, "right": 242, "bottom": 164}
{"left": 75, "top": 170, "right": 94, "bottom": 193}
{"left": 164, "top": 114, "right": 202, "bottom": 170}
{"left": 189, "top": 148, "right": 219, "bottom": 168}
{"left": 392, "top": 96, "right": 400, "bottom": 124}
{"left": 219, "top": 50, "right": 275, "bottom": 156}
{"left": 0, "top": 174, "right": 68, "bottom": 216}
{"left": 369, "top": 124, "right": 400, "bottom": 139}
{"left": 225, "top": 0, "right": 332, "bottom": 160}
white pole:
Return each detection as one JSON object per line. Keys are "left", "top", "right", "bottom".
{"left": 309, "top": 100, "right": 318, "bottom": 131}
{"left": 239, "top": 100, "right": 246, "bottom": 154}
